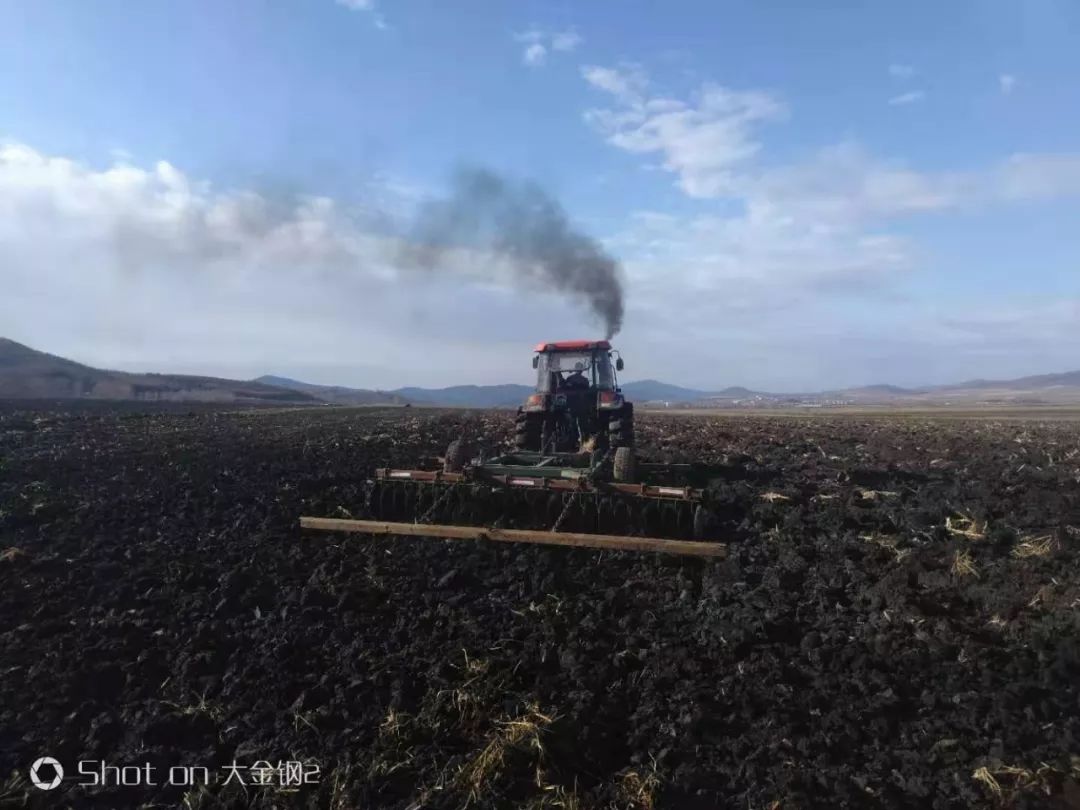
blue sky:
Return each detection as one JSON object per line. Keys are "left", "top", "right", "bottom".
{"left": 2, "top": 0, "right": 1079, "bottom": 390}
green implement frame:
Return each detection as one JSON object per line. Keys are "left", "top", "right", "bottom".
{"left": 470, "top": 450, "right": 692, "bottom": 479}
{"left": 376, "top": 449, "right": 703, "bottom": 501}
{"left": 300, "top": 446, "right": 723, "bottom": 554}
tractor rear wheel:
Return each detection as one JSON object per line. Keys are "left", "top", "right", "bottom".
{"left": 607, "top": 403, "right": 635, "bottom": 448}
{"left": 613, "top": 446, "right": 637, "bottom": 483}
{"left": 444, "top": 439, "right": 472, "bottom": 473}
{"left": 513, "top": 408, "right": 542, "bottom": 452}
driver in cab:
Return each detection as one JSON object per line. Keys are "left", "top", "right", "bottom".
{"left": 560, "top": 368, "right": 589, "bottom": 390}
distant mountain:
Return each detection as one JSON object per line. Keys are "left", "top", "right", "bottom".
{"left": 711, "top": 386, "right": 762, "bottom": 398}
{"left": 619, "top": 379, "right": 714, "bottom": 402}
{"left": 947, "top": 371, "right": 1080, "bottom": 391}
{"left": 390, "top": 380, "right": 739, "bottom": 407}
{"left": 0, "top": 338, "right": 316, "bottom": 404}
{"left": 255, "top": 375, "right": 407, "bottom": 406}
{"left": 9, "top": 336, "right": 1080, "bottom": 409}
{"left": 392, "top": 384, "right": 533, "bottom": 408}
{"left": 388, "top": 380, "right": 771, "bottom": 407}
{"left": 843, "top": 384, "right": 920, "bottom": 396}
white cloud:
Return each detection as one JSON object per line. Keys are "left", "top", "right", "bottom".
{"left": 602, "top": 148, "right": 943, "bottom": 309}
{"left": 999, "top": 73, "right": 1018, "bottom": 95}
{"left": 991, "top": 152, "right": 1080, "bottom": 201}
{"left": 582, "top": 65, "right": 785, "bottom": 197}
{"left": 515, "top": 27, "right": 582, "bottom": 67}
{"left": 0, "top": 142, "right": 383, "bottom": 273}
{"left": 938, "top": 299, "right": 1080, "bottom": 349}
{"left": 8, "top": 112, "right": 1080, "bottom": 392}
{"left": 581, "top": 64, "right": 648, "bottom": 103}
{"left": 613, "top": 205, "right": 912, "bottom": 299}
{"left": 888, "top": 63, "right": 916, "bottom": 79}
{"left": 753, "top": 149, "right": 1080, "bottom": 217}
{"left": 888, "top": 90, "right": 925, "bottom": 106}
{"left": 582, "top": 66, "right": 1080, "bottom": 218}
{"left": 599, "top": 134, "right": 1080, "bottom": 300}
{"left": 749, "top": 143, "right": 963, "bottom": 221}
{"left": 335, "top": 0, "right": 387, "bottom": 29}
{"left": 523, "top": 43, "right": 547, "bottom": 67}
{"left": 551, "top": 30, "right": 583, "bottom": 51}
{"left": 580, "top": 65, "right": 1080, "bottom": 385}
{"left": 0, "top": 142, "right": 606, "bottom": 388}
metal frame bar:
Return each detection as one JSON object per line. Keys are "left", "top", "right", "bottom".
{"left": 484, "top": 451, "right": 694, "bottom": 475}
{"left": 300, "top": 517, "right": 726, "bottom": 558}
{"left": 374, "top": 468, "right": 701, "bottom": 501}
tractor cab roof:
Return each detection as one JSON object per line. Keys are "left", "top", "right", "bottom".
{"left": 533, "top": 339, "right": 611, "bottom": 353}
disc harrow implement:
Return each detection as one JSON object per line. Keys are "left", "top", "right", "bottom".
{"left": 301, "top": 444, "right": 726, "bottom": 557}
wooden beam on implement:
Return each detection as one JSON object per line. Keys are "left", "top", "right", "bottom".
{"left": 299, "top": 517, "right": 726, "bottom": 558}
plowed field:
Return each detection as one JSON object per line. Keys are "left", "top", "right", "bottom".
{"left": 2, "top": 405, "right": 1079, "bottom": 809}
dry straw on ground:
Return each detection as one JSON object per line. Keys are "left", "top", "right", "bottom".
{"left": 460, "top": 704, "right": 554, "bottom": 802}
{"left": 760, "top": 492, "right": 790, "bottom": 503}
{"left": 972, "top": 766, "right": 1002, "bottom": 796}
{"left": 617, "top": 760, "right": 662, "bottom": 810}
{"left": 1012, "top": 534, "right": 1058, "bottom": 558}
{"left": 858, "top": 489, "right": 899, "bottom": 501}
{"left": 972, "top": 763, "right": 1057, "bottom": 800}
{"left": 946, "top": 514, "right": 986, "bottom": 540}
{"left": 858, "top": 533, "right": 910, "bottom": 562}
{"left": 951, "top": 550, "right": 978, "bottom": 578}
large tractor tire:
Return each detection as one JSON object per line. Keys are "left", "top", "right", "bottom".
{"left": 443, "top": 439, "right": 472, "bottom": 473}
{"left": 513, "top": 408, "right": 542, "bottom": 452}
{"left": 607, "top": 403, "right": 635, "bottom": 448}
{"left": 612, "top": 446, "right": 637, "bottom": 483}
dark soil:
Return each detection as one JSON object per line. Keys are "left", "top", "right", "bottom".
{"left": 1, "top": 404, "right": 1079, "bottom": 809}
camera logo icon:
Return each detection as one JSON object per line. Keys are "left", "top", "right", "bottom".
{"left": 29, "top": 757, "right": 64, "bottom": 790}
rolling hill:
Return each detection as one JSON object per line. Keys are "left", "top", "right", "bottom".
{"left": 392, "top": 384, "right": 533, "bottom": 408}
{"left": 948, "top": 371, "right": 1080, "bottom": 391}
{"left": 0, "top": 339, "right": 316, "bottom": 404}
{"left": 618, "top": 379, "right": 713, "bottom": 402}
{"left": 8, "top": 336, "right": 1080, "bottom": 408}
{"left": 254, "top": 375, "right": 407, "bottom": 406}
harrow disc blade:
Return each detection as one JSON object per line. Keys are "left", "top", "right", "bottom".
{"left": 362, "top": 479, "right": 706, "bottom": 541}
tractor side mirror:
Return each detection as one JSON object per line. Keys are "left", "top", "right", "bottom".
{"left": 616, "top": 358, "right": 624, "bottom": 371}
{"left": 532, "top": 355, "right": 539, "bottom": 369}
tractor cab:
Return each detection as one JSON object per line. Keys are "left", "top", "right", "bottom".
{"left": 531, "top": 340, "right": 624, "bottom": 395}
{"left": 515, "top": 340, "right": 634, "bottom": 453}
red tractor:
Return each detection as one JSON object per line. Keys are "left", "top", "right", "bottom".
{"left": 301, "top": 338, "right": 722, "bottom": 550}
{"left": 513, "top": 340, "right": 634, "bottom": 455}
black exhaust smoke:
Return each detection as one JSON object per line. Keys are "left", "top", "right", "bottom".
{"left": 403, "top": 168, "right": 624, "bottom": 339}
